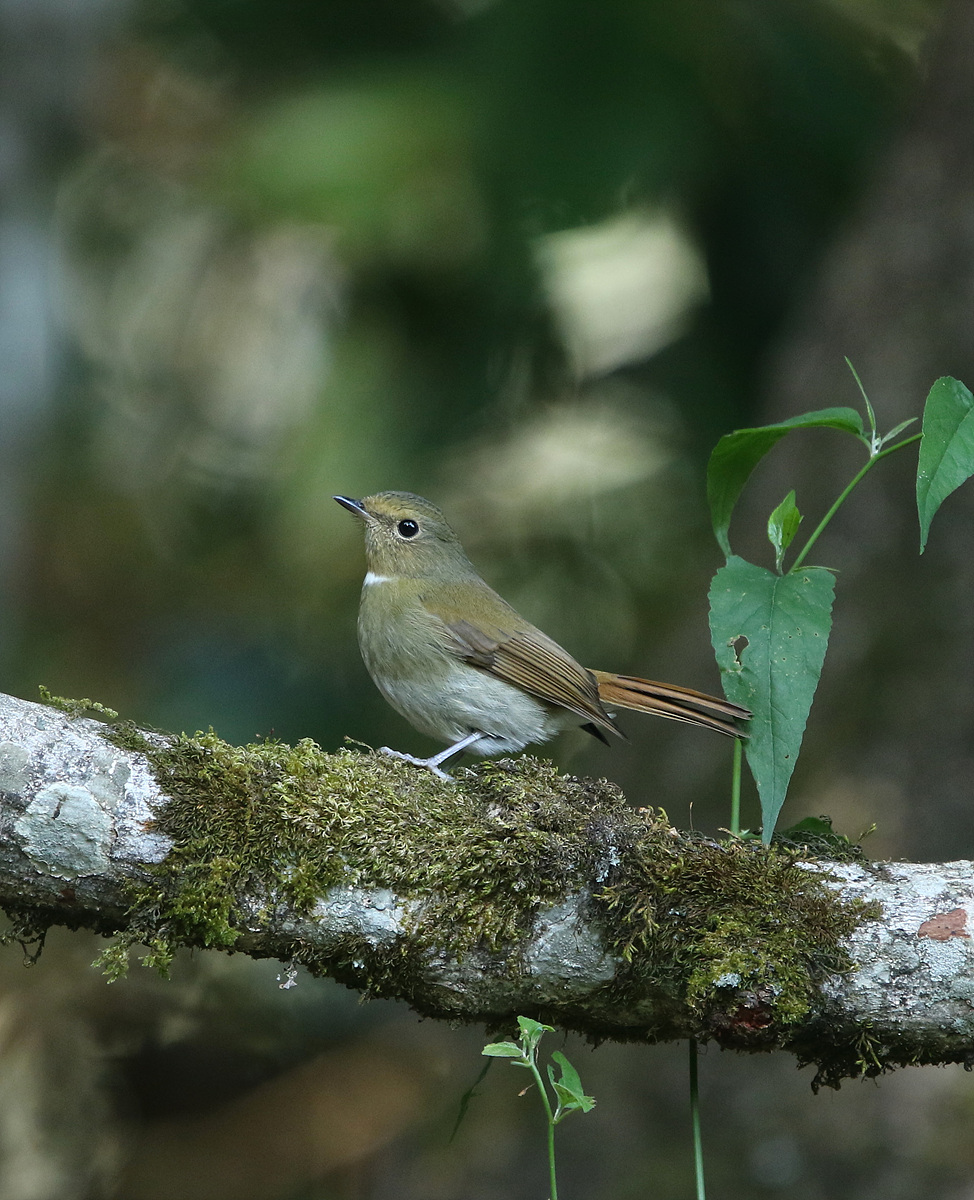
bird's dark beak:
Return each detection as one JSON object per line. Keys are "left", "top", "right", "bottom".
{"left": 334, "top": 495, "right": 367, "bottom": 519}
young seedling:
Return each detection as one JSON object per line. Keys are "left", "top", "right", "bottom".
{"left": 483, "top": 1017, "right": 595, "bottom": 1200}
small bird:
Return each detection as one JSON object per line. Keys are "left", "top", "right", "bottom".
{"left": 336, "top": 492, "right": 749, "bottom": 778}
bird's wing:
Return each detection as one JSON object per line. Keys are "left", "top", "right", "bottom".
{"left": 433, "top": 614, "right": 621, "bottom": 737}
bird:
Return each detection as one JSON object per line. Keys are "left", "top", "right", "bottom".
{"left": 335, "top": 491, "right": 749, "bottom": 778}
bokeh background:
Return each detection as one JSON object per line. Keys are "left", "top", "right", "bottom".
{"left": 4, "top": 0, "right": 974, "bottom": 1196}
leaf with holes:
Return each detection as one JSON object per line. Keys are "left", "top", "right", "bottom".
{"left": 709, "top": 556, "right": 835, "bottom": 842}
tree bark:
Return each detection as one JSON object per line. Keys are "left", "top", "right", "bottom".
{"left": 2, "top": 690, "right": 973, "bottom": 1082}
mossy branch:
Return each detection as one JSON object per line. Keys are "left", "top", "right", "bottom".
{"left": 2, "top": 690, "right": 973, "bottom": 1087}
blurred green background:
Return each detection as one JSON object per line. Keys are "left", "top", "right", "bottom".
{"left": 6, "top": 0, "right": 974, "bottom": 1196}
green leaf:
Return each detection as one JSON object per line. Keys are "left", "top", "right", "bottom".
{"left": 548, "top": 1053, "right": 596, "bottom": 1122}
{"left": 879, "top": 417, "right": 918, "bottom": 447}
{"left": 549, "top": 1051, "right": 584, "bottom": 1096}
{"left": 845, "top": 358, "right": 877, "bottom": 442}
{"left": 551, "top": 1084, "right": 597, "bottom": 1122}
{"left": 482, "top": 1042, "right": 524, "bottom": 1059}
{"left": 774, "top": 814, "right": 863, "bottom": 857}
{"left": 781, "top": 815, "right": 837, "bottom": 837}
{"left": 917, "top": 377, "right": 974, "bottom": 552}
{"left": 515, "top": 1016, "right": 553, "bottom": 1054}
{"left": 767, "top": 490, "right": 802, "bottom": 573}
{"left": 709, "top": 556, "right": 835, "bottom": 842}
{"left": 707, "top": 409, "right": 864, "bottom": 557}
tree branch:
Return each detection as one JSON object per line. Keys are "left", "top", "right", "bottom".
{"left": 2, "top": 690, "right": 972, "bottom": 1084}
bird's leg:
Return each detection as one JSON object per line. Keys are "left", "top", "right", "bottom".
{"left": 378, "top": 730, "right": 483, "bottom": 780}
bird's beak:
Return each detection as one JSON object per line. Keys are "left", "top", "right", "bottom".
{"left": 334, "top": 495, "right": 368, "bottom": 519}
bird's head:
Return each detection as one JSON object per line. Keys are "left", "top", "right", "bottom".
{"left": 334, "top": 491, "right": 476, "bottom": 579}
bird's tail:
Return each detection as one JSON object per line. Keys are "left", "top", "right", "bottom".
{"left": 590, "top": 670, "right": 750, "bottom": 738}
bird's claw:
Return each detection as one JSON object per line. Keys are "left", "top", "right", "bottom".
{"left": 378, "top": 747, "right": 452, "bottom": 781}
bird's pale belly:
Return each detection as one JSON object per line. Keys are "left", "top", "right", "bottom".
{"left": 358, "top": 584, "right": 572, "bottom": 754}
{"left": 374, "top": 663, "right": 569, "bottom": 755}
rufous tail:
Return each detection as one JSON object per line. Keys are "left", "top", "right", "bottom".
{"left": 590, "top": 670, "right": 750, "bottom": 738}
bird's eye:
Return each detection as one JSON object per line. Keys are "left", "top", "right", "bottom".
{"left": 397, "top": 519, "right": 419, "bottom": 539}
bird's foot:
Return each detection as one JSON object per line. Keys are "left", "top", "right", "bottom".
{"left": 378, "top": 747, "right": 452, "bottom": 781}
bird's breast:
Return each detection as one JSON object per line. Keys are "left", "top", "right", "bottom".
{"left": 356, "top": 581, "right": 567, "bottom": 751}
{"left": 357, "top": 582, "right": 452, "bottom": 684}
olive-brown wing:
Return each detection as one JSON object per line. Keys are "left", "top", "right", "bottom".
{"left": 435, "top": 615, "right": 621, "bottom": 737}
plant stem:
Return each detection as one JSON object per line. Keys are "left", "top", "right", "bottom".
{"left": 528, "top": 1058, "right": 558, "bottom": 1200}
{"left": 689, "top": 1039, "right": 706, "bottom": 1200}
{"left": 730, "top": 737, "right": 742, "bottom": 836}
{"left": 789, "top": 433, "right": 921, "bottom": 572}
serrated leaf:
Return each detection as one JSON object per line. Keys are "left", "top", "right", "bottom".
{"left": 709, "top": 556, "right": 835, "bottom": 842}
{"left": 707, "top": 409, "right": 864, "bottom": 557}
{"left": 917, "top": 377, "right": 974, "bottom": 552}
{"left": 767, "top": 490, "right": 802, "bottom": 573}
{"left": 482, "top": 1042, "right": 524, "bottom": 1059}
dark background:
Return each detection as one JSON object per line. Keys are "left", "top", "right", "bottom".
{"left": 3, "top": 0, "right": 974, "bottom": 1196}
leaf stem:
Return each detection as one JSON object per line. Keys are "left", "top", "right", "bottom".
{"left": 789, "top": 433, "right": 922, "bottom": 572}
{"left": 527, "top": 1057, "right": 558, "bottom": 1200}
{"left": 690, "top": 1039, "right": 706, "bottom": 1200}
{"left": 730, "top": 738, "right": 742, "bottom": 836}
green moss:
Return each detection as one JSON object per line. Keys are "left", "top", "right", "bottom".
{"left": 88, "top": 721, "right": 875, "bottom": 1045}
{"left": 101, "top": 730, "right": 643, "bottom": 982}
{"left": 0, "top": 907, "right": 51, "bottom": 964}
{"left": 8, "top": 691, "right": 905, "bottom": 1077}
{"left": 38, "top": 685, "right": 118, "bottom": 722}
{"left": 795, "top": 1019, "right": 918, "bottom": 1091}
{"left": 771, "top": 814, "right": 872, "bottom": 862}
{"left": 596, "top": 833, "right": 879, "bottom": 1039}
